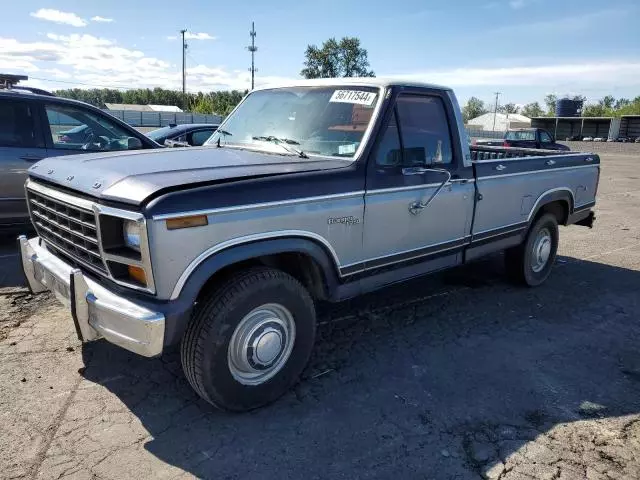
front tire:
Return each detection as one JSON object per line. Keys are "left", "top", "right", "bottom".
{"left": 181, "top": 267, "right": 316, "bottom": 411}
{"left": 505, "top": 213, "right": 559, "bottom": 287}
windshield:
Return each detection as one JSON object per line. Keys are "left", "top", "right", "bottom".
{"left": 147, "top": 126, "right": 177, "bottom": 141}
{"left": 206, "top": 86, "right": 381, "bottom": 158}
{"left": 506, "top": 130, "right": 535, "bottom": 141}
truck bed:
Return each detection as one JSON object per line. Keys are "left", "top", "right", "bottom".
{"left": 470, "top": 145, "right": 577, "bottom": 160}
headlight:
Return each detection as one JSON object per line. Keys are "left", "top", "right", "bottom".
{"left": 123, "top": 220, "right": 141, "bottom": 252}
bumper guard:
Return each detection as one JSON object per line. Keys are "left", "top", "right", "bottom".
{"left": 18, "top": 235, "right": 165, "bottom": 357}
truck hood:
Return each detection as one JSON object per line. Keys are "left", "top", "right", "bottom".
{"left": 28, "top": 147, "right": 350, "bottom": 205}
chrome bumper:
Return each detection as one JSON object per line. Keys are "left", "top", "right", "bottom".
{"left": 18, "top": 235, "right": 165, "bottom": 357}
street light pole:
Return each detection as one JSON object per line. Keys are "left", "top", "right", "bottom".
{"left": 492, "top": 92, "right": 501, "bottom": 132}
{"left": 180, "top": 29, "right": 187, "bottom": 110}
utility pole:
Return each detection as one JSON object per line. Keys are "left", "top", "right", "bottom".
{"left": 247, "top": 22, "right": 257, "bottom": 90}
{"left": 492, "top": 92, "right": 501, "bottom": 131}
{"left": 180, "top": 29, "right": 187, "bottom": 110}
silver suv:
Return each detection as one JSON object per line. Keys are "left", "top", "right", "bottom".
{"left": 0, "top": 74, "right": 159, "bottom": 231}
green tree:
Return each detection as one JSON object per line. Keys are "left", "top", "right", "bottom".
{"left": 301, "top": 37, "right": 375, "bottom": 78}
{"left": 520, "top": 102, "right": 544, "bottom": 118}
{"left": 498, "top": 103, "right": 519, "bottom": 114}
{"left": 615, "top": 98, "right": 631, "bottom": 110}
{"left": 544, "top": 94, "right": 557, "bottom": 116}
{"left": 462, "top": 97, "right": 488, "bottom": 123}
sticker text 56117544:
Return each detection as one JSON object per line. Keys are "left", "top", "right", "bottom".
{"left": 329, "top": 90, "right": 377, "bottom": 106}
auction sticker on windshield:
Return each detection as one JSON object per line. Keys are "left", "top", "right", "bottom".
{"left": 330, "top": 90, "right": 377, "bottom": 106}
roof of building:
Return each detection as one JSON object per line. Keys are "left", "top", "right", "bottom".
{"left": 104, "top": 103, "right": 183, "bottom": 112}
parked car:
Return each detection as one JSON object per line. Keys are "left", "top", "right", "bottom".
{"left": 593, "top": 137, "right": 605, "bottom": 142}
{"left": 616, "top": 137, "right": 631, "bottom": 142}
{"left": 19, "top": 78, "right": 599, "bottom": 411}
{"left": 0, "top": 75, "right": 161, "bottom": 231}
{"left": 582, "top": 136, "right": 593, "bottom": 141}
{"left": 474, "top": 128, "right": 570, "bottom": 151}
{"left": 147, "top": 123, "right": 219, "bottom": 147}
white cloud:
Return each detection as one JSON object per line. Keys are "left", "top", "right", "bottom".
{"left": 185, "top": 32, "right": 216, "bottom": 40}
{"left": 509, "top": 0, "right": 527, "bottom": 9}
{"left": 167, "top": 32, "right": 215, "bottom": 41}
{"left": 30, "top": 9, "right": 87, "bottom": 27}
{"left": 385, "top": 62, "right": 640, "bottom": 88}
{"left": 91, "top": 16, "right": 114, "bottom": 23}
{"left": 0, "top": 35, "right": 264, "bottom": 92}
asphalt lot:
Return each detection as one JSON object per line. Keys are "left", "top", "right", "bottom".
{"left": 1, "top": 152, "right": 640, "bottom": 480}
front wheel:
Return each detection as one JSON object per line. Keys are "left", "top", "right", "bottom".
{"left": 505, "top": 213, "right": 559, "bottom": 287}
{"left": 181, "top": 267, "right": 316, "bottom": 411}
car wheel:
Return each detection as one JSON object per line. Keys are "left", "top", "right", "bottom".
{"left": 505, "top": 213, "right": 559, "bottom": 287}
{"left": 181, "top": 267, "right": 316, "bottom": 411}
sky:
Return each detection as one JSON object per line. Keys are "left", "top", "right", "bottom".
{"left": 1, "top": 0, "right": 639, "bottom": 108}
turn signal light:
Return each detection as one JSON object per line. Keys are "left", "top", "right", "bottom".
{"left": 165, "top": 215, "right": 208, "bottom": 230}
{"left": 128, "top": 265, "right": 147, "bottom": 286}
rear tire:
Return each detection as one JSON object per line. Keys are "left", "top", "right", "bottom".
{"left": 505, "top": 213, "right": 559, "bottom": 287}
{"left": 181, "top": 267, "right": 316, "bottom": 411}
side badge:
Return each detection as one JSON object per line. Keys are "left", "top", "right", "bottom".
{"left": 92, "top": 182, "right": 102, "bottom": 189}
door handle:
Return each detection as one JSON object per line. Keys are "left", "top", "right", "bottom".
{"left": 402, "top": 166, "right": 431, "bottom": 175}
{"left": 495, "top": 164, "right": 506, "bottom": 171}
{"left": 20, "top": 155, "right": 43, "bottom": 162}
{"left": 585, "top": 157, "right": 594, "bottom": 163}
{"left": 545, "top": 159, "right": 556, "bottom": 166}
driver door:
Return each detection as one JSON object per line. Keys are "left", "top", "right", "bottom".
{"left": 362, "top": 91, "right": 475, "bottom": 273}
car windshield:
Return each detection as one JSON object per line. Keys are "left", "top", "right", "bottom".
{"left": 205, "top": 86, "right": 381, "bottom": 158}
{"left": 147, "top": 126, "right": 177, "bottom": 141}
{"left": 506, "top": 130, "right": 535, "bottom": 141}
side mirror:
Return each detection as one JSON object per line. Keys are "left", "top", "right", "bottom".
{"left": 164, "top": 139, "right": 190, "bottom": 148}
{"left": 127, "top": 137, "right": 143, "bottom": 149}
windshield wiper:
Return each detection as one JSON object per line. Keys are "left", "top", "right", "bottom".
{"left": 251, "top": 135, "right": 308, "bottom": 159}
{"left": 216, "top": 129, "right": 232, "bottom": 148}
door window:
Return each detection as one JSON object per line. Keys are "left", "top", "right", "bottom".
{"left": 396, "top": 95, "right": 453, "bottom": 165}
{"left": 190, "top": 129, "right": 215, "bottom": 146}
{"left": 0, "top": 100, "right": 37, "bottom": 148}
{"left": 375, "top": 111, "right": 402, "bottom": 166}
{"left": 540, "top": 131, "right": 553, "bottom": 143}
{"left": 45, "top": 104, "right": 143, "bottom": 151}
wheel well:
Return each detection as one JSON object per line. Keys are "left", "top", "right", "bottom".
{"left": 195, "top": 252, "right": 330, "bottom": 304}
{"left": 537, "top": 200, "right": 569, "bottom": 225}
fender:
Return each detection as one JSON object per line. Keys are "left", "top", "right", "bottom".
{"left": 527, "top": 188, "right": 575, "bottom": 225}
{"left": 162, "top": 236, "right": 341, "bottom": 345}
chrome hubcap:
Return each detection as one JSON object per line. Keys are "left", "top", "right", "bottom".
{"left": 227, "top": 303, "right": 296, "bottom": 385}
{"left": 531, "top": 228, "right": 552, "bottom": 273}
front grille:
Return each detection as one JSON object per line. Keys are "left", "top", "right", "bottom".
{"left": 27, "top": 188, "right": 107, "bottom": 274}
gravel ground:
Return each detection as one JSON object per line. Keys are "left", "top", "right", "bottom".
{"left": 1, "top": 153, "right": 639, "bottom": 480}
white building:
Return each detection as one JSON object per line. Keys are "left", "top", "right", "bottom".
{"left": 467, "top": 112, "right": 531, "bottom": 132}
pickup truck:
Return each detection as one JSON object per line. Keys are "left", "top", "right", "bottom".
{"left": 18, "top": 79, "right": 599, "bottom": 411}
{"left": 473, "top": 128, "right": 570, "bottom": 151}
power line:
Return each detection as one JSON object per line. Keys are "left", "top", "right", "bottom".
{"left": 28, "top": 76, "right": 141, "bottom": 90}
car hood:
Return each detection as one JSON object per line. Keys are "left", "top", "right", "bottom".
{"left": 28, "top": 147, "right": 351, "bottom": 205}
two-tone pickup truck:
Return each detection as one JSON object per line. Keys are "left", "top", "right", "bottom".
{"left": 19, "top": 79, "right": 599, "bottom": 411}
{"left": 473, "top": 128, "right": 570, "bottom": 151}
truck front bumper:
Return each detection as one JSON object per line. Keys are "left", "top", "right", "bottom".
{"left": 18, "top": 235, "right": 165, "bottom": 357}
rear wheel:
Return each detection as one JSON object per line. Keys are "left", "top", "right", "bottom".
{"left": 505, "top": 213, "right": 559, "bottom": 287}
{"left": 181, "top": 267, "right": 316, "bottom": 411}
